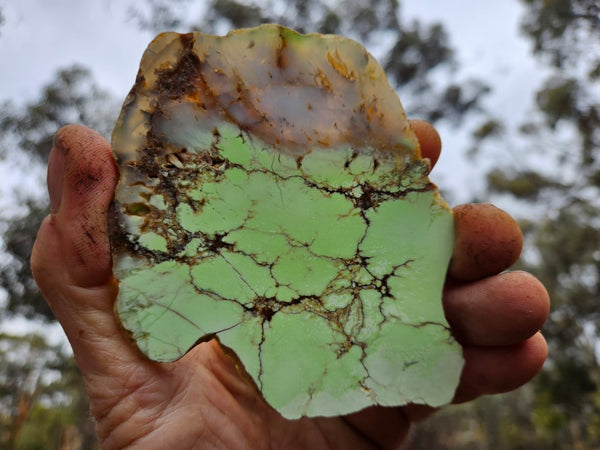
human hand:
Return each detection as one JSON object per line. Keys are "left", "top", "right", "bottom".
{"left": 31, "top": 123, "right": 548, "bottom": 449}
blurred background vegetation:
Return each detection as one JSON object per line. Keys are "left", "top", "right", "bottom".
{"left": 0, "top": 0, "right": 598, "bottom": 448}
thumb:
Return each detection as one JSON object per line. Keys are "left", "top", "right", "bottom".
{"left": 37, "top": 124, "right": 117, "bottom": 288}
{"left": 31, "top": 124, "right": 146, "bottom": 377}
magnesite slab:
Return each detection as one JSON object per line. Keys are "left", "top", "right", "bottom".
{"left": 109, "top": 24, "right": 463, "bottom": 419}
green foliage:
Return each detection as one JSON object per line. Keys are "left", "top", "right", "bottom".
{"left": 408, "top": 389, "right": 550, "bottom": 449}
{"left": 385, "top": 21, "right": 451, "bottom": 87}
{"left": 16, "top": 404, "right": 78, "bottom": 450}
{"left": 0, "top": 202, "right": 52, "bottom": 320}
{"left": 459, "top": 0, "right": 600, "bottom": 447}
{"left": 0, "top": 64, "right": 115, "bottom": 449}
{"left": 0, "top": 333, "right": 96, "bottom": 449}
{"left": 127, "top": 0, "right": 192, "bottom": 32}
{"left": 521, "top": 0, "right": 599, "bottom": 67}
{"left": 487, "top": 169, "right": 563, "bottom": 199}
{"left": 0, "top": 66, "right": 117, "bottom": 322}
{"left": 472, "top": 119, "right": 504, "bottom": 142}
{"left": 212, "top": 0, "right": 266, "bottom": 28}
{"left": 535, "top": 77, "right": 580, "bottom": 127}
{"left": 408, "top": 0, "right": 600, "bottom": 447}
{"left": 0, "top": 65, "right": 115, "bottom": 162}
{"left": 533, "top": 75, "right": 600, "bottom": 167}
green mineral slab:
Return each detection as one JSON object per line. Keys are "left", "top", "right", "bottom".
{"left": 109, "top": 24, "right": 463, "bottom": 419}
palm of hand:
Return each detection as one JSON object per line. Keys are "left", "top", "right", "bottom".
{"left": 32, "top": 124, "right": 548, "bottom": 449}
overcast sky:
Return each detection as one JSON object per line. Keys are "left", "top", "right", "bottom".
{"left": 0, "top": 1, "right": 541, "bottom": 104}
{"left": 0, "top": 0, "right": 547, "bottom": 204}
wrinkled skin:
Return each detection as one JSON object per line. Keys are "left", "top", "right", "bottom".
{"left": 31, "top": 121, "right": 549, "bottom": 449}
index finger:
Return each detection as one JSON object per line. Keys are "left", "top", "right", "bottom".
{"left": 410, "top": 119, "right": 441, "bottom": 168}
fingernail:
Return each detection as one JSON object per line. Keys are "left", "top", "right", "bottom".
{"left": 48, "top": 133, "right": 66, "bottom": 214}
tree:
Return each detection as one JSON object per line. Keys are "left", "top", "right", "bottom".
{"left": 0, "top": 333, "right": 96, "bottom": 449}
{"left": 0, "top": 66, "right": 116, "bottom": 448}
{"left": 468, "top": 0, "right": 600, "bottom": 446}
{"left": 0, "top": 66, "right": 116, "bottom": 321}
